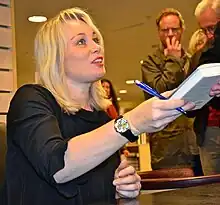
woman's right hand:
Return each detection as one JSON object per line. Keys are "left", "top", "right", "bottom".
{"left": 124, "top": 90, "right": 195, "bottom": 134}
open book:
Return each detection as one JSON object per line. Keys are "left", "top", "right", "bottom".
{"left": 169, "top": 63, "right": 220, "bottom": 110}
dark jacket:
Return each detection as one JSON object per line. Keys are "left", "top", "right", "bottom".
{"left": 141, "top": 45, "right": 194, "bottom": 135}
{"left": 188, "top": 23, "right": 220, "bottom": 146}
{"left": 141, "top": 45, "right": 196, "bottom": 169}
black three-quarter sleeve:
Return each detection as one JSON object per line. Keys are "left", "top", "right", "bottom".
{"left": 6, "top": 84, "right": 120, "bottom": 201}
{"left": 7, "top": 85, "right": 68, "bottom": 188}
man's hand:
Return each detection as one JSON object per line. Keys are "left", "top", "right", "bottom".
{"left": 164, "top": 36, "right": 182, "bottom": 58}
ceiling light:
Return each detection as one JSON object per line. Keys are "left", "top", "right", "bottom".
{"left": 119, "top": 90, "right": 127, "bottom": 94}
{"left": 126, "top": 80, "right": 135, "bottom": 84}
{"left": 117, "top": 97, "right": 121, "bottom": 101}
{"left": 140, "top": 60, "right": 144, "bottom": 64}
{"left": 28, "top": 16, "right": 47, "bottom": 23}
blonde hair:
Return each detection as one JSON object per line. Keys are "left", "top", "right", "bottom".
{"left": 195, "top": 0, "right": 220, "bottom": 18}
{"left": 156, "top": 8, "right": 185, "bottom": 29}
{"left": 34, "top": 7, "right": 110, "bottom": 114}
{"left": 188, "top": 29, "right": 207, "bottom": 55}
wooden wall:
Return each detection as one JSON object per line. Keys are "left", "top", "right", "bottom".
{"left": 0, "top": 0, "right": 16, "bottom": 123}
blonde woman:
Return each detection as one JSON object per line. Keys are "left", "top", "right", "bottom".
{"left": 188, "top": 29, "right": 207, "bottom": 56}
{"left": 3, "top": 7, "right": 195, "bottom": 204}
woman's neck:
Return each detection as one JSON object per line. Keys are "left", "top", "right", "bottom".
{"left": 66, "top": 79, "right": 92, "bottom": 111}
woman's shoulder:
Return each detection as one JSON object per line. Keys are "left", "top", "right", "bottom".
{"left": 9, "top": 84, "right": 59, "bottom": 113}
{"left": 13, "top": 84, "right": 55, "bottom": 103}
{"left": 15, "top": 83, "right": 51, "bottom": 96}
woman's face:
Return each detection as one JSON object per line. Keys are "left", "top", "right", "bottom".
{"left": 102, "top": 81, "right": 111, "bottom": 98}
{"left": 63, "top": 20, "right": 105, "bottom": 84}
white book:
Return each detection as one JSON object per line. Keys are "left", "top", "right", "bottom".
{"left": 169, "top": 63, "right": 220, "bottom": 110}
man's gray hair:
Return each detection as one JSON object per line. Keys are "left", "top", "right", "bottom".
{"left": 195, "top": 0, "right": 220, "bottom": 18}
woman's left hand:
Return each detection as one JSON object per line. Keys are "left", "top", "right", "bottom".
{"left": 113, "top": 159, "right": 141, "bottom": 199}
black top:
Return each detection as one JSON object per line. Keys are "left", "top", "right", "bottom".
{"left": 2, "top": 84, "right": 120, "bottom": 205}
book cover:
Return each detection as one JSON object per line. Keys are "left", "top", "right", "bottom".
{"left": 170, "top": 63, "right": 220, "bottom": 110}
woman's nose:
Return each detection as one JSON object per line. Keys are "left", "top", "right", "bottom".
{"left": 91, "top": 42, "right": 101, "bottom": 53}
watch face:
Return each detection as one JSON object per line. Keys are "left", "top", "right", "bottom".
{"left": 115, "top": 118, "right": 129, "bottom": 133}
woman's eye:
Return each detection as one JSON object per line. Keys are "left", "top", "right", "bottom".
{"left": 77, "top": 38, "right": 86, "bottom": 45}
{"left": 93, "top": 37, "right": 100, "bottom": 44}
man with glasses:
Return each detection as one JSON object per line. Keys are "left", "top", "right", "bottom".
{"left": 141, "top": 8, "right": 200, "bottom": 173}
{"left": 191, "top": 0, "right": 220, "bottom": 69}
{"left": 195, "top": 0, "right": 220, "bottom": 41}
{"left": 191, "top": 0, "right": 220, "bottom": 65}
{"left": 188, "top": 0, "right": 220, "bottom": 175}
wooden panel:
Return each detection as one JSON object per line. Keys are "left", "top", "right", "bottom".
{"left": 0, "top": 114, "right": 6, "bottom": 123}
{"left": 0, "top": 27, "right": 12, "bottom": 48}
{"left": 0, "top": 0, "right": 10, "bottom": 5}
{"left": 0, "top": 6, "right": 11, "bottom": 26}
{"left": 0, "top": 49, "right": 12, "bottom": 69}
{"left": 0, "top": 70, "right": 13, "bottom": 91}
{"left": 10, "top": 0, "right": 17, "bottom": 90}
{"left": 139, "top": 144, "right": 152, "bottom": 172}
{"left": 0, "top": 92, "right": 12, "bottom": 112}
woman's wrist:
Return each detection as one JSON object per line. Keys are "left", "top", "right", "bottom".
{"left": 124, "top": 113, "right": 141, "bottom": 136}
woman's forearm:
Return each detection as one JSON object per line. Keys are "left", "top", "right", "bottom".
{"left": 53, "top": 120, "right": 128, "bottom": 183}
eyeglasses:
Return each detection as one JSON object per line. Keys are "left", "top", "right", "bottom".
{"left": 201, "top": 25, "right": 216, "bottom": 35}
{"left": 159, "top": 27, "right": 181, "bottom": 35}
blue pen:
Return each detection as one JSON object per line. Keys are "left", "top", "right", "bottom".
{"left": 135, "top": 80, "right": 187, "bottom": 115}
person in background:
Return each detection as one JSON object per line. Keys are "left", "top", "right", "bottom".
{"left": 2, "top": 7, "right": 195, "bottom": 205}
{"left": 186, "top": 0, "right": 220, "bottom": 175}
{"left": 191, "top": 0, "right": 220, "bottom": 69}
{"left": 141, "top": 8, "right": 199, "bottom": 172}
{"left": 194, "top": 0, "right": 220, "bottom": 100}
{"left": 192, "top": 0, "right": 220, "bottom": 98}
{"left": 188, "top": 29, "right": 207, "bottom": 56}
{"left": 101, "top": 78, "right": 120, "bottom": 119}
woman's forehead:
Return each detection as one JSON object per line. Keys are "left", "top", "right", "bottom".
{"left": 63, "top": 20, "right": 95, "bottom": 38}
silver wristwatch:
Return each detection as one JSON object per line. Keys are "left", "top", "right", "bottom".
{"left": 114, "top": 115, "right": 138, "bottom": 142}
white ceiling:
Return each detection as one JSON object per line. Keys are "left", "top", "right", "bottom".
{"left": 14, "top": 0, "right": 200, "bottom": 110}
